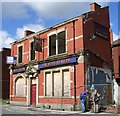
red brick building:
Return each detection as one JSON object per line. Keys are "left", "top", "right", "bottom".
{"left": 112, "top": 38, "right": 120, "bottom": 82}
{"left": 0, "top": 48, "right": 11, "bottom": 99}
{"left": 10, "top": 3, "right": 113, "bottom": 110}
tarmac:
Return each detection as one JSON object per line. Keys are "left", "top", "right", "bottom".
{"left": 2, "top": 104, "right": 120, "bottom": 115}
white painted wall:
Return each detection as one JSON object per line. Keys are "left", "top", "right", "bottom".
{"left": 113, "top": 79, "right": 120, "bottom": 105}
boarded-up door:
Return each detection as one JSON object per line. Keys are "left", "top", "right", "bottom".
{"left": 63, "top": 70, "right": 70, "bottom": 97}
{"left": 31, "top": 84, "right": 36, "bottom": 105}
{"left": 53, "top": 71, "right": 62, "bottom": 97}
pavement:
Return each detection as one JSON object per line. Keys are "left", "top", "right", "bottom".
{"left": 2, "top": 104, "right": 120, "bottom": 116}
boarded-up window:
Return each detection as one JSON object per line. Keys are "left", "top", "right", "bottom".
{"left": 30, "top": 42, "right": 35, "bottom": 60}
{"left": 53, "top": 71, "right": 62, "bottom": 97}
{"left": 45, "top": 72, "right": 52, "bottom": 96}
{"left": 44, "top": 69, "right": 70, "bottom": 98}
{"left": 62, "top": 70, "right": 70, "bottom": 97}
{"left": 18, "top": 46, "right": 22, "bottom": 63}
{"left": 94, "top": 22, "right": 109, "bottom": 39}
{"left": 15, "top": 77, "right": 25, "bottom": 97}
{"left": 58, "top": 31, "right": 66, "bottom": 54}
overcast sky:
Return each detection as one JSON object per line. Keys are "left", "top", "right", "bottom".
{"left": 1, "top": 1, "right": 119, "bottom": 50}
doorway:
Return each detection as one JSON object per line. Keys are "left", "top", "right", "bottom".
{"left": 31, "top": 84, "right": 36, "bottom": 106}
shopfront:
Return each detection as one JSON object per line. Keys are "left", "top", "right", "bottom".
{"left": 10, "top": 65, "right": 39, "bottom": 106}
{"left": 37, "top": 56, "right": 78, "bottom": 110}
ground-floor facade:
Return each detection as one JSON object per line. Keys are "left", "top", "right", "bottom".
{"left": 9, "top": 55, "right": 113, "bottom": 110}
{"left": 10, "top": 56, "right": 84, "bottom": 110}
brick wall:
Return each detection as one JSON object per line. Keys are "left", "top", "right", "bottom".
{"left": 112, "top": 46, "right": 120, "bottom": 78}
{"left": 1, "top": 48, "right": 11, "bottom": 99}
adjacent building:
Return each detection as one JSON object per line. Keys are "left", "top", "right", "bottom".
{"left": 112, "top": 37, "right": 120, "bottom": 105}
{"left": 10, "top": 3, "right": 113, "bottom": 110}
{"left": 0, "top": 48, "right": 11, "bottom": 99}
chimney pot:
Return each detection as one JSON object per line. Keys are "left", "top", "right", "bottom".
{"left": 90, "top": 2, "right": 101, "bottom": 11}
{"left": 24, "top": 30, "right": 35, "bottom": 37}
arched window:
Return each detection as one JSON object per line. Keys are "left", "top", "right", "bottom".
{"left": 15, "top": 76, "right": 26, "bottom": 97}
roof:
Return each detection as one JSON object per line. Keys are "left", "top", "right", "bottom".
{"left": 11, "top": 3, "right": 108, "bottom": 45}
{"left": 0, "top": 47, "right": 11, "bottom": 52}
{"left": 11, "top": 10, "right": 94, "bottom": 45}
{"left": 112, "top": 38, "right": 120, "bottom": 47}
{"left": 11, "top": 15, "right": 83, "bottom": 45}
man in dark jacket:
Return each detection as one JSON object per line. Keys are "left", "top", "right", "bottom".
{"left": 80, "top": 91, "right": 87, "bottom": 112}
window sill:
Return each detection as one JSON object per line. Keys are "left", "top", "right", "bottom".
{"left": 29, "top": 60, "right": 37, "bottom": 64}
{"left": 47, "top": 52, "right": 68, "bottom": 60}
{"left": 43, "top": 96, "right": 72, "bottom": 99}
{"left": 13, "top": 96, "right": 26, "bottom": 98}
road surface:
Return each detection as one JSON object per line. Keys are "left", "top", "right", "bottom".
{"left": 1, "top": 104, "right": 120, "bottom": 116}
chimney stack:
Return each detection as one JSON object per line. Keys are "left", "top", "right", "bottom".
{"left": 90, "top": 2, "right": 101, "bottom": 11}
{"left": 24, "top": 30, "right": 35, "bottom": 37}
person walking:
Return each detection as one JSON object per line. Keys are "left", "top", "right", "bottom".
{"left": 91, "top": 89, "right": 101, "bottom": 113}
{"left": 80, "top": 91, "right": 87, "bottom": 113}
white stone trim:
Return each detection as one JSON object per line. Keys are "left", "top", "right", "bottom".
{"left": 10, "top": 95, "right": 14, "bottom": 97}
{"left": 66, "top": 35, "right": 83, "bottom": 42}
{"left": 43, "top": 46, "right": 48, "bottom": 49}
{"left": 36, "top": 77, "right": 39, "bottom": 106}
{"left": 23, "top": 52, "right": 29, "bottom": 55}
{"left": 10, "top": 69, "right": 12, "bottom": 74}
{"left": 71, "top": 96, "right": 80, "bottom": 98}
{"left": 33, "top": 65, "right": 38, "bottom": 70}
{"left": 27, "top": 77, "right": 30, "bottom": 106}
{"left": 38, "top": 96, "right": 44, "bottom": 98}
{"left": 70, "top": 81, "right": 73, "bottom": 83}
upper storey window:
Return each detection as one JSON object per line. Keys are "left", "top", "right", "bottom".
{"left": 30, "top": 41, "right": 35, "bottom": 61}
{"left": 18, "top": 46, "right": 23, "bottom": 63}
{"left": 49, "top": 31, "right": 66, "bottom": 56}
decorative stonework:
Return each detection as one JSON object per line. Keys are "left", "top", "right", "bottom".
{"left": 26, "top": 64, "right": 38, "bottom": 78}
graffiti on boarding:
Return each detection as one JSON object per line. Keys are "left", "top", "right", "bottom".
{"left": 87, "top": 66, "right": 112, "bottom": 93}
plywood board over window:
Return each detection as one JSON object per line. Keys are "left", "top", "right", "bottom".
{"left": 15, "top": 77, "right": 26, "bottom": 97}
{"left": 62, "top": 70, "right": 70, "bottom": 97}
{"left": 53, "top": 71, "right": 62, "bottom": 97}
{"left": 45, "top": 72, "right": 52, "bottom": 96}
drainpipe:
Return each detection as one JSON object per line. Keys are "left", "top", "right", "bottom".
{"left": 73, "top": 20, "right": 77, "bottom": 111}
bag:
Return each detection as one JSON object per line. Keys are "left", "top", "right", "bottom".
{"left": 80, "top": 95, "right": 83, "bottom": 100}
{"left": 94, "top": 95, "right": 100, "bottom": 102}
{"left": 80, "top": 93, "right": 85, "bottom": 100}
